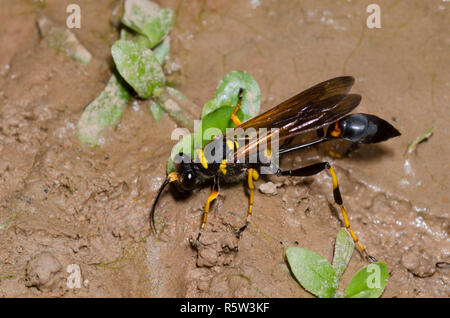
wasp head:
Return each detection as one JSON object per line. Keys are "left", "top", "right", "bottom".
{"left": 150, "top": 152, "right": 198, "bottom": 233}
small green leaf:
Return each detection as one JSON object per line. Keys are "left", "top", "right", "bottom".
{"left": 202, "top": 70, "right": 260, "bottom": 121}
{"left": 121, "top": 0, "right": 174, "bottom": 49}
{"left": 111, "top": 39, "right": 165, "bottom": 98}
{"left": 194, "top": 107, "right": 244, "bottom": 149}
{"left": 155, "top": 87, "right": 195, "bottom": 130}
{"left": 76, "top": 74, "right": 131, "bottom": 146}
{"left": 332, "top": 228, "right": 355, "bottom": 280}
{"left": 120, "top": 27, "right": 135, "bottom": 41}
{"left": 150, "top": 101, "right": 164, "bottom": 121}
{"left": 135, "top": 34, "right": 153, "bottom": 48}
{"left": 286, "top": 246, "right": 338, "bottom": 298}
{"left": 345, "top": 262, "right": 389, "bottom": 298}
{"left": 404, "top": 125, "right": 436, "bottom": 157}
{"left": 37, "top": 17, "right": 91, "bottom": 65}
{"left": 153, "top": 36, "right": 171, "bottom": 64}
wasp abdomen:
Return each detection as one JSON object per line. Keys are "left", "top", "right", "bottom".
{"left": 331, "top": 113, "right": 400, "bottom": 144}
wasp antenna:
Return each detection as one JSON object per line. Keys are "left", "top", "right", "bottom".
{"left": 150, "top": 177, "right": 170, "bottom": 234}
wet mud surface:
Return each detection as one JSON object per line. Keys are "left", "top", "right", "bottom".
{"left": 0, "top": 0, "right": 448, "bottom": 297}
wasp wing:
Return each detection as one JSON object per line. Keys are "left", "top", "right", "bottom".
{"left": 238, "top": 76, "right": 356, "bottom": 131}
{"left": 229, "top": 78, "right": 361, "bottom": 161}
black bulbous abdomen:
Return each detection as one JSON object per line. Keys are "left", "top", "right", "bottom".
{"left": 337, "top": 113, "right": 401, "bottom": 144}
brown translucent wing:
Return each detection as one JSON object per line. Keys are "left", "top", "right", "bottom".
{"left": 238, "top": 76, "right": 356, "bottom": 131}
{"left": 232, "top": 93, "right": 362, "bottom": 161}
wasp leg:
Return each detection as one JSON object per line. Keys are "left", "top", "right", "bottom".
{"left": 231, "top": 88, "right": 244, "bottom": 126}
{"left": 194, "top": 178, "right": 220, "bottom": 247}
{"left": 323, "top": 143, "right": 344, "bottom": 158}
{"left": 317, "top": 128, "right": 359, "bottom": 158}
{"left": 237, "top": 168, "right": 259, "bottom": 238}
{"left": 322, "top": 142, "right": 359, "bottom": 158}
{"left": 277, "top": 162, "right": 377, "bottom": 262}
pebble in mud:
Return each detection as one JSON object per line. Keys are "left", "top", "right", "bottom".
{"left": 193, "top": 230, "right": 239, "bottom": 268}
{"left": 258, "top": 182, "right": 278, "bottom": 195}
{"left": 401, "top": 250, "right": 436, "bottom": 278}
{"left": 197, "top": 247, "right": 219, "bottom": 268}
{"left": 24, "top": 252, "right": 63, "bottom": 291}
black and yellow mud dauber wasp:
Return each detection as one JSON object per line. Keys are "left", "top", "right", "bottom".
{"left": 151, "top": 76, "right": 400, "bottom": 261}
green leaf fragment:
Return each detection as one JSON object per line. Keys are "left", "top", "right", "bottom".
{"left": 37, "top": 17, "right": 91, "bottom": 65}
{"left": 0, "top": 211, "right": 17, "bottom": 231}
{"left": 404, "top": 125, "right": 436, "bottom": 157}
{"left": 153, "top": 36, "right": 171, "bottom": 64}
{"left": 76, "top": 74, "right": 130, "bottom": 146}
{"left": 166, "top": 87, "right": 188, "bottom": 102}
{"left": 195, "top": 107, "right": 243, "bottom": 149}
{"left": 286, "top": 247, "right": 338, "bottom": 298}
{"left": 111, "top": 39, "right": 165, "bottom": 98}
{"left": 135, "top": 34, "right": 152, "bottom": 48}
{"left": 332, "top": 228, "right": 355, "bottom": 280}
{"left": 120, "top": 27, "right": 135, "bottom": 40}
{"left": 345, "top": 262, "right": 389, "bottom": 298}
{"left": 202, "top": 70, "right": 260, "bottom": 121}
{"left": 149, "top": 101, "right": 164, "bottom": 121}
{"left": 121, "top": 0, "right": 174, "bottom": 49}
{"left": 155, "top": 87, "right": 195, "bottom": 130}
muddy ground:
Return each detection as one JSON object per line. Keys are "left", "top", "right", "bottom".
{"left": 0, "top": 0, "right": 448, "bottom": 297}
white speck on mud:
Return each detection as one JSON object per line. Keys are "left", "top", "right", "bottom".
{"left": 250, "top": 0, "right": 261, "bottom": 9}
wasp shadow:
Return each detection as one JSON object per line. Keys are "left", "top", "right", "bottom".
{"left": 323, "top": 141, "right": 396, "bottom": 163}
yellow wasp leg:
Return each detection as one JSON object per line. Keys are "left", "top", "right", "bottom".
{"left": 231, "top": 89, "right": 244, "bottom": 126}
{"left": 237, "top": 168, "right": 259, "bottom": 238}
{"left": 321, "top": 123, "right": 357, "bottom": 158}
{"left": 327, "top": 165, "right": 376, "bottom": 262}
{"left": 278, "top": 162, "right": 376, "bottom": 262}
{"left": 194, "top": 179, "right": 219, "bottom": 246}
{"left": 231, "top": 110, "right": 242, "bottom": 126}
{"left": 323, "top": 143, "right": 344, "bottom": 158}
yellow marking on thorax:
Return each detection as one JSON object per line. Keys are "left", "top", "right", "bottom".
{"left": 226, "top": 140, "right": 235, "bottom": 150}
{"left": 195, "top": 149, "right": 208, "bottom": 169}
{"left": 264, "top": 147, "right": 272, "bottom": 160}
{"left": 220, "top": 159, "right": 227, "bottom": 175}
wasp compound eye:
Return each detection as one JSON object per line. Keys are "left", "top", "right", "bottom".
{"left": 180, "top": 170, "right": 196, "bottom": 191}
